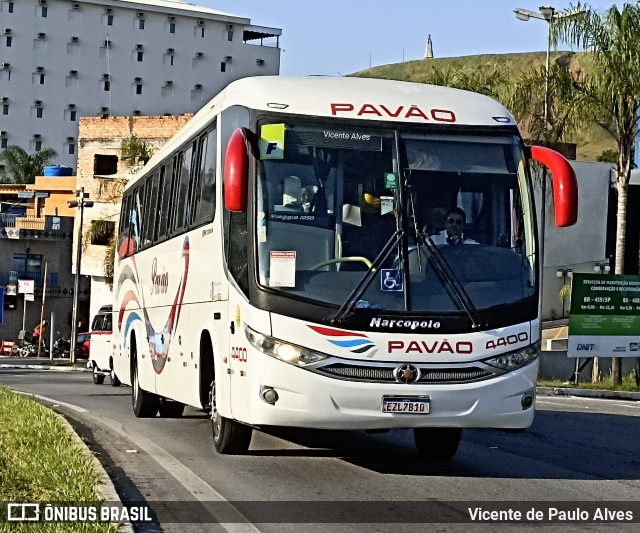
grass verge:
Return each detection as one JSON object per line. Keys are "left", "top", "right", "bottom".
{"left": 0, "top": 386, "right": 117, "bottom": 532}
{"left": 538, "top": 371, "right": 640, "bottom": 392}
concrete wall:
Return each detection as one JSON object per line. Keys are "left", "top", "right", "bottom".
{"left": 539, "top": 351, "right": 638, "bottom": 382}
{"left": 540, "top": 161, "right": 614, "bottom": 320}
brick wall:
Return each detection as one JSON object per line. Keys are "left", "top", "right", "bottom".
{"left": 72, "top": 115, "right": 193, "bottom": 304}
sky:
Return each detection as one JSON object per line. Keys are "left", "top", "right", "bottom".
{"left": 201, "top": 1, "right": 618, "bottom": 76}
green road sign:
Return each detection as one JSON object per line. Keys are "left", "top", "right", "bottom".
{"left": 568, "top": 273, "right": 640, "bottom": 357}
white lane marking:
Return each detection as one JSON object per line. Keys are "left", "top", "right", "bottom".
{"left": 93, "top": 415, "right": 261, "bottom": 533}
{"left": 15, "top": 391, "right": 88, "bottom": 413}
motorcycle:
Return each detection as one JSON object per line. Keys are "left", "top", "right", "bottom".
{"left": 52, "top": 333, "right": 71, "bottom": 358}
{"left": 18, "top": 338, "right": 48, "bottom": 358}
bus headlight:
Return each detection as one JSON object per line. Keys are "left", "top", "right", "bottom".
{"left": 484, "top": 343, "right": 540, "bottom": 371}
{"left": 245, "top": 325, "right": 329, "bottom": 366}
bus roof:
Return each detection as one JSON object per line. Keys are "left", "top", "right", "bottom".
{"left": 131, "top": 76, "right": 516, "bottom": 186}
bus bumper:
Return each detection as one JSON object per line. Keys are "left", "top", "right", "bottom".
{"left": 236, "top": 356, "right": 538, "bottom": 430}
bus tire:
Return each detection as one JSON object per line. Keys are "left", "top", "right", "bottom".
{"left": 92, "top": 366, "right": 105, "bottom": 385}
{"left": 413, "top": 427, "right": 462, "bottom": 460}
{"left": 131, "top": 355, "right": 159, "bottom": 418}
{"left": 158, "top": 398, "right": 185, "bottom": 418}
{"left": 209, "top": 379, "right": 252, "bottom": 454}
{"left": 110, "top": 360, "right": 121, "bottom": 387}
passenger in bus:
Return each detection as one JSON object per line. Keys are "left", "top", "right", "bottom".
{"left": 428, "top": 207, "right": 477, "bottom": 245}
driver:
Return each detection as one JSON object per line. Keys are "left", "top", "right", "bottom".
{"left": 429, "top": 207, "right": 477, "bottom": 245}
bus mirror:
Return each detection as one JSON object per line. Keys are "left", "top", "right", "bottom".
{"left": 529, "top": 145, "right": 578, "bottom": 227}
{"left": 224, "top": 128, "right": 249, "bottom": 212}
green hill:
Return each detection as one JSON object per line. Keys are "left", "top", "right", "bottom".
{"left": 352, "top": 51, "right": 615, "bottom": 162}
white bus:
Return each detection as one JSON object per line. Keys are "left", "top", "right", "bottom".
{"left": 111, "top": 76, "right": 577, "bottom": 459}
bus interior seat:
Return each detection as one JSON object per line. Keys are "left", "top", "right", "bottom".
{"left": 274, "top": 175, "right": 303, "bottom": 212}
{"left": 341, "top": 213, "right": 396, "bottom": 269}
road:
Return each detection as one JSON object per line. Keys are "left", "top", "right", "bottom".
{"left": 1, "top": 368, "right": 639, "bottom": 532}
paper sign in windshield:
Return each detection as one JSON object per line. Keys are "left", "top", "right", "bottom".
{"left": 260, "top": 124, "right": 285, "bottom": 160}
{"left": 380, "top": 196, "right": 394, "bottom": 215}
{"left": 270, "top": 251, "right": 296, "bottom": 287}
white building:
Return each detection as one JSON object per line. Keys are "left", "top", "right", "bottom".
{"left": 0, "top": 0, "right": 281, "bottom": 170}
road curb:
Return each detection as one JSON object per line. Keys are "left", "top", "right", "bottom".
{"left": 0, "top": 363, "right": 90, "bottom": 372}
{"left": 56, "top": 414, "right": 135, "bottom": 533}
{"left": 537, "top": 386, "right": 640, "bottom": 401}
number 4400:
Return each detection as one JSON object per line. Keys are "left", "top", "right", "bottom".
{"left": 231, "top": 347, "right": 248, "bottom": 363}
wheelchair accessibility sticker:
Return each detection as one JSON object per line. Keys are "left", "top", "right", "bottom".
{"left": 381, "top": 269, "right": 403, "bottom": 292}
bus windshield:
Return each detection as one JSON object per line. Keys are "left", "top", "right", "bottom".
{"left": 256, "top": 122, "right": 535, "bottom": 314}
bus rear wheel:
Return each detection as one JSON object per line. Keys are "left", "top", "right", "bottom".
{"left": 209, "top": 380, "right": 252, "bottom": 454}
{"left": 132, "top": 356, "right": 159, "bottom": 418}
{"left": 92, "top": 366, "right": 104, "bottom": 385}
{"left": 413, "top": 427, "right": 462, "bottom": 460}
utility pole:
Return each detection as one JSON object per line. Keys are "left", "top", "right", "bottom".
{"left": 68, "top": 187, "right": 93, "bottom": 363}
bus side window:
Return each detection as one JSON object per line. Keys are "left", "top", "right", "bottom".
{"left": 153, "top": 165, "right": 169, "bottom": 242}
{"left": 157, "top": 163, "right": 172, "bottom": 238}
{"left": 142, "top": 172, "right": 159, "bottom": 247}
{"left": 118, "top": 193, "right": 131, "bottom": 257}
{"left": 192, "top": 126, "right": 217, "bottom": 224}
{"left": 175, "top": 144, "right": 193, "bottom": 231}
{"left": 167, "top": 155, "right": 182, "bottom": 234}
{"left": 132, "top": 184, "right": 145, "bottom": 253}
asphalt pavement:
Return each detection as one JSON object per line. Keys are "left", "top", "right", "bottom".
{"left": 3, "top": 354, "right": 640, "bottom": 401}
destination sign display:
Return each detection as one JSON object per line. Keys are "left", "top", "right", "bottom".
{"left": 568, "top": 273, "right": 640, "bottom": 357}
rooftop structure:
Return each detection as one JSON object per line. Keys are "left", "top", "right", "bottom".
{"left": 0, "top": 0, "right": 281, "bottom": 171}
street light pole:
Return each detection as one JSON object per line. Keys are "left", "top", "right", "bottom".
{"left": 68, "top": 187, "right": 93, "bottom": 363}
{"left": 514, "top": 5, "right": 556, "bottom": 334}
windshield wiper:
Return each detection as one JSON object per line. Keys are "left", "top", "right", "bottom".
{"left": 417, "top": 236, "right": 484, "bottom": 329}
{"left": 329, "top": 229, "right": 404, "bottom": 325}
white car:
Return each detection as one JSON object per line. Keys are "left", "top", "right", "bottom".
{"left": 88, "top": 305, "right": 119, "bottom": 386}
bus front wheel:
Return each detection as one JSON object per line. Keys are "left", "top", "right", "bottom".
{"left": 209, "top": 380, "right": 252, "bottom": 454}
{"left": 413, "top": 427, "right": 462, "bottom": 460}
{"left": 132, "top": 356, "right": 159, "bottom": 418}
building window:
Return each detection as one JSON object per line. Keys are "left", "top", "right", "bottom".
{"left": 103, "top": 80, "right": 110, "bottom": 91}
{"left": 68, "top": 143, "right": 75, "bottom": 155}
{"left": 107, "top": 14, "right": 113, "bottom": 26}
{"left": 94, "top": 154, "right": 118, "bottom": 175}
{"left": 13, "top": 253, "right": 42, "bottom": 274}
{"left": 169, "top": 22, "right": 176, "bottom": 34}
{"left": 41, "top": 6, "right": 48, "bottom": 17}
{"left": 8, "top": 2, "right": 14, "bottom": 13}
{"left": 220, "top": 62, "right": 226, "bottom": 73}
{"left": 135, "top": 83, "right": 142, "bottom": 95}
{"left": 35, "top": 140, "right": 42, "bottom": 151}
{"left": 2, "top": 104, "right": 7, "bottom": 115}
{"left": 36, "top": 107, "right": 43, "bottom": 118}
{"left": 137, "top": 51, "right": 143, "bottom": 62}
{"left": 33, "top": 73, "right": 45, "bottom": 85}
{"left": 138, "top": 19, "right": 145, "bottom": 30}
{"left": 5, "top": 36, "right": 11, "bottom": 47}
{"left": 1, "top": 138, "right": 7, "bottom": 149}
{"left": 227, "top": 30, "right": 233, "bottom": 41}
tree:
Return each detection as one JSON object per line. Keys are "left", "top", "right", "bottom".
{"left": 503, "top": 62, "right": 586, "bottom": 145}
{"left": 426, "top": 63, "right": 507, "bottom": 100}
{"left": 0, "top": 145, "right": 58, "bottom": 184}
{"left": 552, "top": 2, "right": 640, "bottom": 384}
{"left": 120, "top": 135, "right": 152, "bottom": 164}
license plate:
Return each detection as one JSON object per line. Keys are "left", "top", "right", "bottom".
{"left": 382, "top": 396, "right": 430, "bottom": 414}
